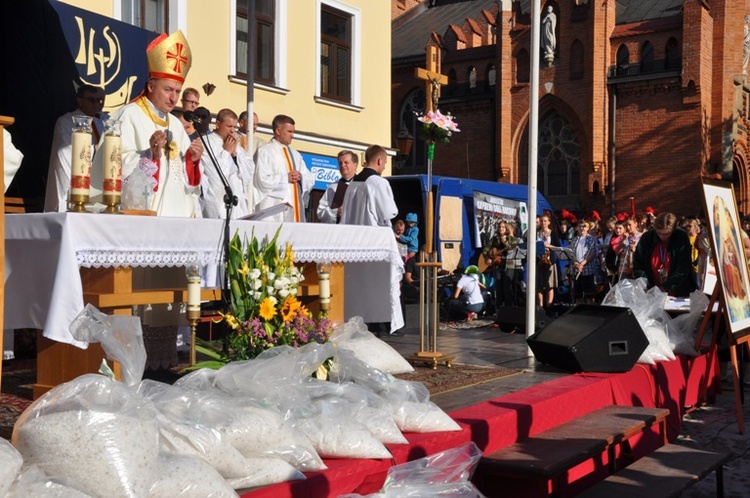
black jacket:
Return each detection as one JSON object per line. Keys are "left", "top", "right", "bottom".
{"left": 633, "top": 227, "right": 697, "bottom": 297}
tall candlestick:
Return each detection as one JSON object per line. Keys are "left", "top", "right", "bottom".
{"left": 102, "top": 119, "right": 122, "bottom": 214}
{"left": 69, "top": 115, "right": 93, "bottom": 212}
{"left": 185, "top": 264, "right": 202, "bottom": 365}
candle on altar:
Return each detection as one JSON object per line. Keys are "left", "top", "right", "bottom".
{"left": 102, "top": 120, "right": 122, "bottom": 213}
{"left": 70, "top": 116, "right": 93, "bottom": 199}
{"left": 102, "top": 121, "right": 122, "bottom": 194}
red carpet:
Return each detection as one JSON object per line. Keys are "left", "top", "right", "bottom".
{"left": 241, "top": 348, "right": 719, "bottom": 498}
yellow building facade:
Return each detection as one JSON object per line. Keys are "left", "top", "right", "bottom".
{"left": 58, "top": 0, "right": 394, "bottom": 177}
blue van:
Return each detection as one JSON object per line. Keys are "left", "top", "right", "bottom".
{"left": 386, "top": 174, "right": 555, "bottom": 271}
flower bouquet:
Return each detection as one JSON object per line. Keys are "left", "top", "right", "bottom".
{"left": 416, "top": 109, "right": 459, "bottom": 160}
{"left": 193, "top": 227, "right": 333, "bottom": 369}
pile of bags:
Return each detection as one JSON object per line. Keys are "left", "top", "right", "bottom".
{"left": 602, "top": 278, "right": 703, "bottom": 364}
{"left": 3, "top": 307, "right": 462, "bottom": 497}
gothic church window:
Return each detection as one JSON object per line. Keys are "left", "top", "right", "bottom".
{"left": 569, "top": 40, "right": 583, "bottom": 80}
{"left": 616, "top": 44, "right": 630, "bottom": 75}
{"left": 665, "top": 37, "right": 681, "bottom": 70}
{"left": 537, "top": 111, "right": 580, "bottom": 197}
{"left": 487, "top": 64, "right": 496, "bottom": 88}
{"left": 640, "top": 41, "right": 654, "bottom": 73}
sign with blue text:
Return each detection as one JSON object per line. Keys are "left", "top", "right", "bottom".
{"left": 300, "top": 153, "right": 340, "bottom": 191}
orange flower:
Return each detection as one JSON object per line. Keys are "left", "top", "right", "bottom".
{"left": 281, "top": 296, "right": 302, "bottom": 321}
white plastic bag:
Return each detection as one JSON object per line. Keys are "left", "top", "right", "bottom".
{"left": 13, "top": 374, "right": 161, "bottom": 498}
{"left": 340, "top": 442, "right": 486, "bottom": 498}
{"left": 332, "top": 317, "right": 414, "bottom": 374}
{"left": 0, "top": 438, "right": 24, "bottom": 497}
{"left": 69, "top": 304, "right": 147, "bottom": 386}
{"left": 5, "top": 465, "right": 95, "bottom": 498}
{"left": 147, "top": 453, "right": 238, "bottom": 497}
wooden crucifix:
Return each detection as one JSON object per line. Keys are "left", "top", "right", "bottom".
{"left": 415, "top": 45, "right": 448, "bottom": 113}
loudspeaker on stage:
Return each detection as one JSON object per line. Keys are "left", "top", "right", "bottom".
{"left": 526, "top": 304, "right": 648, "bottom": 373}
{"left": 495, "top": 306, "right": 547, "bottom": 333}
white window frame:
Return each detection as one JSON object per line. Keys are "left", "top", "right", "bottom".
{"left": 315, "top": 0, "right": 361, "bottom": 108}
{"left": 114, "top": 0, "right": 186, "bottom": 34}
{"left": 229, "top": 0, "right": 288, "bottom": 91}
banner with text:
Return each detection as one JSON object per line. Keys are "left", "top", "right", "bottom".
{"left": 473, "top": 191, "right": 528, "bottom": 248}
{"left": 300, "top": 152, "right": 340, "bottom": 191}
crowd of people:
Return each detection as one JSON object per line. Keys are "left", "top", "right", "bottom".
{"left": 472, "top": 206, "right": 731, "bottom": 325}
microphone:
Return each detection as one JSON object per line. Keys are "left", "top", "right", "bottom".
{"left": 183, "top": 111, "right": 202, "bottom": 124}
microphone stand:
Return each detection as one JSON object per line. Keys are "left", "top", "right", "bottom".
{"left": 197, "top": 130, "right": 237, "bottom": 308}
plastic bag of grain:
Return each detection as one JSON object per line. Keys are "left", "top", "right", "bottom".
{"left": 305, "top": 380, "right": 407, "bottom": 444}
{"left": 141, "top": 378, "right": 323, "bottom": 473}
{"left": 331, "top": 317, "right": 414, "bottom": 374}
{"left": 5, "top": 465, "right": 95, "bottom": 498}
{"left": 0, "top": 438, "right": 24, "bottom": 496}
{"left": 147, "top": 453, "right": 238, "bottom": 497}
{"left": 12, "top": 373, "right": 162, "bottom": 498}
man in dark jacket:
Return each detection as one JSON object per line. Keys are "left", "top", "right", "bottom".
{"left": 633, "top": 212, "right": 697, "bottom": 297}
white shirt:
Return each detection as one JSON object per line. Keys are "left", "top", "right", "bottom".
{"left": 457, "top": 274, "right": 484, "bottom": 305}
{"left": 340, "top": 170, "right": 398, "bottom": 227}
{"left": 3, "top": 128, "right": 22, "bottom": 193}
{"left": 201, "top": 132, "right": 255, "bottom": 219}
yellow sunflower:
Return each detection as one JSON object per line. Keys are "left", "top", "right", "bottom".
{"left": 281, "top": 296, "right": 302, "bottom": 321}
{"left": 259, "top": 297, "right": 277, "bottom": 320}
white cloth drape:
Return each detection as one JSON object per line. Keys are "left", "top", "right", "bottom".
{"left": 4, "top": 213, "right": 404, "bottom": 347}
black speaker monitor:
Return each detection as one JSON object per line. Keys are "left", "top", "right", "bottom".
{"left": 526, "top": 304, "right": 648, "bottom": 373}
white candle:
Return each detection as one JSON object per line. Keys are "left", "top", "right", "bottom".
{"left": 319, "top": 274, "right": 330, "bottom": 300}
{"left": 187, "top": 278, "right": 201, "bottom": 312}
{"left": 101, "top": 134, "right": 122, "bottom": 194}
{"left": 70, "top": 131, "right": 91, "bottom": 196}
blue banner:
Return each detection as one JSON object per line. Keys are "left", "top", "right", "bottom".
{"left": 49, "top": 1, "right": 158, "bottom": 113}
{"left": 300, "top": 152, "right": 340, "bottom": 191}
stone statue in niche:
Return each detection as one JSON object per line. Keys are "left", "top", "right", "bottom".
{"left": 542, "top": 5, "right": 557, "bottom": 67}
{"left": 488, "top": 66, "right": 496, "bottom": 86}
{"left": 469, "top": 67, "right": 477, "bottom": 90}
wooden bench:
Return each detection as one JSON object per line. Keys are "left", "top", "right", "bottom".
{"left": 476, "top": 405, "right": 670, "bottom": 497}
{"left": 575, "top": 443, "right": 731, "bottom": 497}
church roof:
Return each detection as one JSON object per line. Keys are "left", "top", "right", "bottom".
{"left": 392, "top": 0, "right": 497, "bottom": 60}
{"left": 615, "top": 0, "right": 684, "bottom": 25}
{"left": 392, "top": 0, "right": 684, "bottom": 61}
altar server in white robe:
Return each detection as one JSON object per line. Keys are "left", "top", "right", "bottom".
{"left": 317, "top": 149, "right": 358, "bottom": 224}
{"left": 201, "top": 108, "right": 255, "bottom": 218}
{"left": 93, "top": 30, "right": 203, "bottom": 217}
{"left": 45, "top": 84, "right": 108, "bottom": 212}
{"left": 254, "top": 114, "right": 314, "bottom": 222}
{"left": 340, "top": 145, "right": 398, "bottom": 227}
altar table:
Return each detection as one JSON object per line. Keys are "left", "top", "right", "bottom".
{"left": 4, "top": 213, "right": 404, "bottom": 394}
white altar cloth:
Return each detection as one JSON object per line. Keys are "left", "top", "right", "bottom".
{"left": 4, "top": 213, "right": 404, "bottom": 347}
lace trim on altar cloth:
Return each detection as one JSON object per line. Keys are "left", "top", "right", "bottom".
{"left": 77, "top": 250, "right": 221, "bottom": 268}
{"left": 76, "top": 248, "right": 403, "bottom": 269}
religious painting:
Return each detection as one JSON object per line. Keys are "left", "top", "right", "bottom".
{"left": 701, "top": 179, "right": 750, "bottom": 337}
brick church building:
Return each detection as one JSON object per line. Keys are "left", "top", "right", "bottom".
{"left": 392, "top": 0, "right": 750, "bottom": 217}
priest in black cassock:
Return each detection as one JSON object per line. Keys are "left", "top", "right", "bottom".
{"left": 317, "top": 149, "right": 358, "bottom": 223}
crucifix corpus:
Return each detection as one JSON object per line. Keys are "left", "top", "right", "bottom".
{"left": 415, "top": 46, "right": 448, "bottom": 113}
